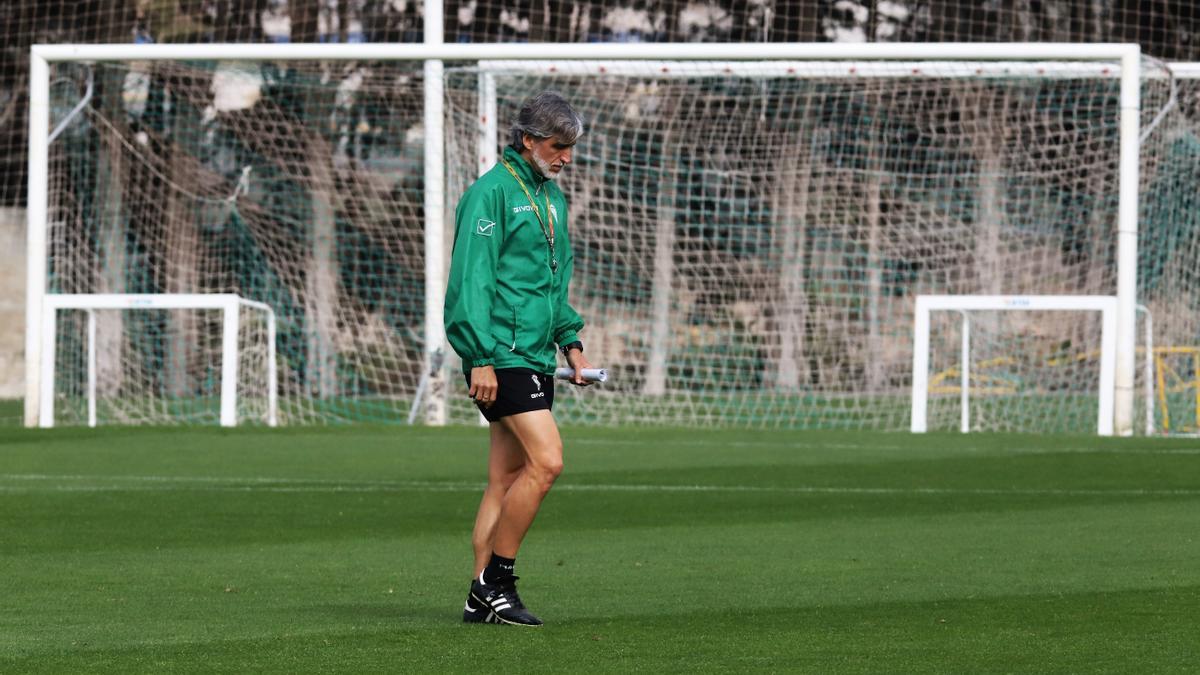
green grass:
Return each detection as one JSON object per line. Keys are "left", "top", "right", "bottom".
{"left": 0, "top": 399, "right": 24, "bottom": 427}
{"left": 2, "top": 426, "right": 1198, "bottom": 672}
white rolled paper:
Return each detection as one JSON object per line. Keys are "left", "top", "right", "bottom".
{"left": 554, "top": 367, "right": 608, "bottom": 383}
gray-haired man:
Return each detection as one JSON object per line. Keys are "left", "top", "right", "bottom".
{"left": 445, "top": 91, "right": 593, "bottom": 626}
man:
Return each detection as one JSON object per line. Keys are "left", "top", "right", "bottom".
{"left": 444, "top": 91, "right": 594, "bottom": 627}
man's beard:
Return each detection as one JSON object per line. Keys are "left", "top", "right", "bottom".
{"left": 532, "top": 154, "right": 557, "bottom": 179}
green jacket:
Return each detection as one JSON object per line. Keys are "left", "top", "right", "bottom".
{"left": 444, "top": 146, "right": 584, "bottom": 375}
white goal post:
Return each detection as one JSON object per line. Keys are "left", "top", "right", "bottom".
{"left": 26, "top": 41, "right": 1145, "bottom": 431}
{"left": 38, "top": 294, "right": 277, "bottom": 428}
{"left": 911, "top": 295, "right": 1118, "bottom": 435}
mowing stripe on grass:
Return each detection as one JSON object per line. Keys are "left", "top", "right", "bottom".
{"left": 2, "top": 473, "right": 1199, "bottom": 497}
{"left": 573, "top": 438, "right": 1200, "bottom": 454}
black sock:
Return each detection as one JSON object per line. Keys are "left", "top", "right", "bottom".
{"left": 481, "top": 553, "right": 516, "bottom": 584}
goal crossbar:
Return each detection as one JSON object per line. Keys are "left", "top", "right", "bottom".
{"left": 476, "top": 60, "right": 1136, "bottom": 78}
{"left": 38, "top": 294, "right": 278, "bottom": 428}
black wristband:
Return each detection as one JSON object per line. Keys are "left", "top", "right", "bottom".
{"left": 560, "top": 341, "right": 583, "bottom": 356}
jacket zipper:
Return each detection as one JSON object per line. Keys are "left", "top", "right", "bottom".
{"left": 547, "top": 245, "right": 556, "bottom": 344}
{"left": 510, "top": 305, "right": 517, "bottom": 352}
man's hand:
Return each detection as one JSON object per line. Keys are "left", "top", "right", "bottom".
{"left": 469, "top": 365, "right": 498, "bottom": 408}
{"left": 565, "top": 348, "right": 594, "bottom": 387}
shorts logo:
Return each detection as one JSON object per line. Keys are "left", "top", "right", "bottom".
{"left": 530, "top": 374, "right": 544, "bottom": 398}
{"left": 476, "top": 219, "right": 495, "bottom": 237}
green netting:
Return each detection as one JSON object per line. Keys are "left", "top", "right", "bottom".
{"left": 38, "top": 57, "right": 1200, "bottom": 431}
{"left": 47, "top": 60, "right": 426, "bottom": 424}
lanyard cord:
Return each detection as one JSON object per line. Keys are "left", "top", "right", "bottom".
{"left": 501, "top": 159, "right": 556, "bottom": 269}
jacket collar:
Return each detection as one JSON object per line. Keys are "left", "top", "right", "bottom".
{"left": 502, "top": 146, "right": 550, "bottom": 189}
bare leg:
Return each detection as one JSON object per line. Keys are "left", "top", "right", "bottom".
{"left": 491, "top": 410, "right": 563, "bottom": 559}
{"left": 471, "top": 422, "right": 526, "bottom": 577}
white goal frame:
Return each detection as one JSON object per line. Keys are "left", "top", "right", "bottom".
{"left": 473, "top": 57, "right": 1146, "bottom": 407}
{"left": 911, "top": 295, "right": 1118, "bottom": 436}
{"left": 38, "top": 294, "right": 278, "bottom": 428}
{"left": 26, "top": 41, "right": 1144, "bottom": 431}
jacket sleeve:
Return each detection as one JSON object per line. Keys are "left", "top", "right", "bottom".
{"left": 444, "top": 186, "right": 504, "bottom": 368}
{"left": 552, "top": 212, "right": 585, "bottom": 348}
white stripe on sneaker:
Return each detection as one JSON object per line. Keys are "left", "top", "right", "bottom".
{"left": 493, "top": 603, "right": 511, "bottom": 612}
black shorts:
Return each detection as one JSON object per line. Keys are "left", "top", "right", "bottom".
{"left": 464, "top": 367, "right": 554, "bottom": 422}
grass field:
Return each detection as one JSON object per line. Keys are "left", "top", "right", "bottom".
{"left": 2, "top": 424, "right": 1199, "bottom": 673}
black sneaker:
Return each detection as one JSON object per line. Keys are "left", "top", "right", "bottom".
{"left": 470, "top": 575, "right": 543, "bottom": 627}
{"left": 462, "top": 587, "right": 497, "bottom": 624}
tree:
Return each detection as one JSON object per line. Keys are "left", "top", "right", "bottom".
{"left": 291, "top": 0, "right": 342, "bottom": 398}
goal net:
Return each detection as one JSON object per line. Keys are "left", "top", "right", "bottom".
{"left": 28, "top": 45, "right": 1182, "bottom": 430}
{"left": 1141, "top": 66, "right": 1200, "bottom": 435}
{"left": 36, "top": 56, "right": 429, "bottom": 425}
{"left": 445, "top": 54, "right": 1168, "bottom": 431}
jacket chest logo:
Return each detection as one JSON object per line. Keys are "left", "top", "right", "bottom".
{"left": 510, "top": 203, "right": 559, "bottom": 220}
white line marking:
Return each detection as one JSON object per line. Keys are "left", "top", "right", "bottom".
{"left": 569, "top": 438, "right": 1200, "bottom": 455}
{"left": 0, "top": 474, "right": 1197, "bottom": 497}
